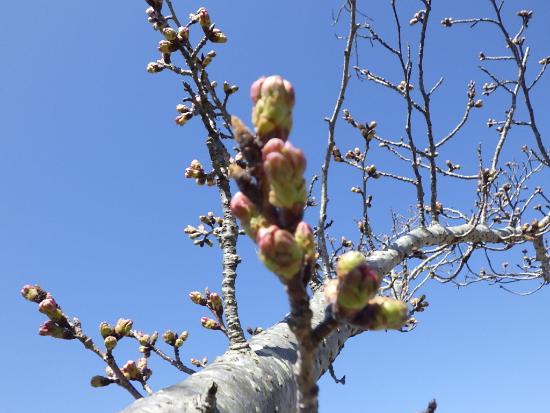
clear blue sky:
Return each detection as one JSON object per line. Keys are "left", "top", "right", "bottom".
{"left": 1, "top": 1, "right": 548, "bottom": 412}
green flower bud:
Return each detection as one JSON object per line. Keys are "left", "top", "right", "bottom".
{"left": 335, "top": 251, "right": 380, "bottom": 312}
{"left": 251, "top": 75, "right": 294, "bottom": 143}
{"left": 163, "top": 330, "right": 176, "bottom": 345}
{"left": 104, "top": 336, "right": 118, "bottom": 351}
{"left": 200, "top": 317, "right": 220, "bottom": 330}
{"left": 257, "top": 225, "right": 304, "bottom": 280}
{"left": 158, "top": 40, "right": 175, "bottom": 54}
{"left": 262, "top": 139, "right": 307, "bottom": 210}
{"left": 99, "top": 322, "right": 113, "bottom": 338}
{"left": 162, "top": 27, "right": 177, "bottom": 41}
{"left": 351, "top": 296, "right": 409, "bottom": 330}
{"left": 208, "top": 28, "right": 228, "bottom": 43}
{"left": 188, "top": 291, "right": 204, "bottom": 305}
{"left": 174, "top": 338, "right": 184, "bottom": 348}
{"left": 121, "top": 360, "right": 141, "bottom": 380}
{"left": 179, "top": 330, "right": 189, "bottom": 341}
{"left": 90, "top": 375, "right": 113, "bottom": 388}
{"left": 114, "top": 318, "right": 133, "bottom": 337}
{"left": 177, "top": 26, "right": 189, "bottom": 41}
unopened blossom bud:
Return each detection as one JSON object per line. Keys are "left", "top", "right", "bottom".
{"left": 251, "top": 75, "right": 295, "bottom": 143}
{"left": 104, "top": 336, "right": 118, "bottom": 351}
{"left": 146, "top": 62, "right": 163, "bottom": 74}
{"left": 90, "top": 375, "right": 113, "bottom": 388}
{"left": 177, "top": 26, "right": 189, "bottom": 41}
{"left": 38, "top": 298, "right": 60, "bottom": 319}
{"left": 158, "top": 40, "right": 175, "bottom": 54}
{"left": 294, "top": 221, "right": 315, "bottom": 262}
{"left": 230, "top": 192, "right": 266, "bottom": 238}
{"left": 175, "top": 112, "right": 193, "bottom": 126}
{"left": 200, "top": 317, "right": 220, "bottom": 330}
{"left": 135, "top": 332, "right": 150, "bottom": 346}
{"left": 21, "top": 284, "right": 47, "bottom": 303}
{"left": 122, "top": 360, "right": 141, "bottom": 380}
{"left": 163, "top": 330, "right": 176, "bottom": 345}
{"left": 208, "top": 292, "right": 223, "bottom": 313}
{"left": 257, "top": 225, "right": 303, "bottom": 280}
{"left": 351, "top": 296, "right": 408, "bottom": 330}
{"left": 38, "top": 320, "right": 74, "bottom": 340}
{"left": 188, "top": 291, "right": 204, "bottom": 305}
{"left": 174, "top": 337, "right": 184, "bottom": 348}
{"left": 190, "top": 358, "right": 202, "bottom": 367}
{"left": 208, "top": 28, "right": 228, "bottom": 43}
{"left": 162, "top": 27, "right": 177, "bottom": 41}
{"left": 335, "top": 251, "right": 380, "bottom": 312}
{"left": 262, "top": 139, "right": 307, "bottom": 209}
{"left": 195, "top": 7, "right": 211, "bottom": 28}
{"left": 99, "top": 322, "right": 113, "bottom": 338}
{"left": 114, "top": 319, "right": 133, "bottom": 337}
{"left": 179, "top": 330, "right": 189, "bottom": 341}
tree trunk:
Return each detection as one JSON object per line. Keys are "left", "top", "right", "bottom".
{"left": 121, "top": 291, "right": 352, "bottom": 413}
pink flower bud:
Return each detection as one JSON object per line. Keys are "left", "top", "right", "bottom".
{"left": 294, "top": 221, "right": 315, "bottom": 262}
{"left": 38, "top": 320, "right": 74, "bottom": 340}
{"left": 335, "top": 251, "right": 380, "bottom": 312}
{"left": 21, "top": 284, "right": 47, "bottom": 303}
{"left": 121, "top": 360, "right": 141, "bottom": 380}
{"left": 351, "top": 296, "right": 409, "bottom": 330}
{"left": 251, "top": 75, "right": 295, "bottom": 143}
{"left": 262, "top": 139, "right": 307, "bottom": 209}
{"left": 257, "top": 225, "right": 304, "bottom": 280}
{"left": 230, "top": 192, "right": 257, "bottom": 222}
{"left": 208, "top": 292, "right": 223, "bottom": 313}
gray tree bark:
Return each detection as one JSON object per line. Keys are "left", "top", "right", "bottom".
{"left": 121, "top": 220, "right": 548, "bottom": 412}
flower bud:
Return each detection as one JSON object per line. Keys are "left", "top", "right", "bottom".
{"left": 257, "top": 225, "right": 304, "bottom": 280}
{"left": 351, "top": 296, "right": 408, "bottom": 330}
{"left": 121, "top": 360, "right": 141, "bottom": 380}
{"left": 163, "top": 330, "right": 176, "bottom": 345}
{"left": 38, "top": 320, "right": 74, "bottom": 340}
{"left": 177, "top": 26, "right": 189, "bottom": 41}
{"left": 208, "top": 292, "right": 223, "bottom": 313}
{"left": 195, "top": 7, "right": 211, "bottom": 28}
{"left": 136, "top": 332, "right": 150, "bottom": 346}
{"left": 262, "top": 139, "right": 307, "bottom": 209}
{"left": 99, "top": 322, "right": 113, "bottom": 338}
{"left": 162, "top": 27, "right": 177, "bottom": 41}
{"left": 179, "top": 330, "right": 189, "bottom": 341}
{"left": 158, "top": 40, "right": 175, "bottom": 54}
{"left": 104, "top": 336, "right": 118, "bottom": 351}
{"left": 90, "top": 375, "right": 113, "bottom": 388}
{"left": 146, "top": 62, "right": 164, "bottom": 74}
{"left": 174, "top": 337, "right": 184, "bottom": 348}
{"left": 188, "top": 291, "right": 204, "bottom": 305}
{"left": 21, "top": 284, "right": 47, "bottom": 303}
{"left": 114, "top": 319, "right": 133, "bottom": 336}
{"left": 200, "top": 317, "right": 220, "bottom": 330}
{"left": 38, "top": 298, "right": 61, "bottom": 320}
{"left": 335, "top": 251, "right": 380, "bottom": 312}
{"left": 230, "top": 192, "right": 266, "bottom": 238}
{"left": 294, "top": 222, "right": 315, "bottom": 262}
{"left": 208, "top": 28, "right": 228, "bottom": 43}
{"left": 251, "top": 76, "right": 295, "bottom": 143}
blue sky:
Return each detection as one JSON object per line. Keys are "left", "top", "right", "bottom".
{"left": 1, "top": 1, "right": 549, "bottom": 412}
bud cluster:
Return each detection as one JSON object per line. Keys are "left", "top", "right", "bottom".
{"left": 98, "top": 318, "right": 134, "bottom": 352}
{"left": 184, "top": 160, "right": 216, "bottom": 186}
{"left": 228, "top": 76, "right": 314, "bottom": 283}
{"left": 323, "top": 252, "right": 408, "bottom": 330}
{"left": 189, "top": 290, "right": 226, "bottom": 332}
{"left": 21, "top": 285, "right": 75, "bottom": 340}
